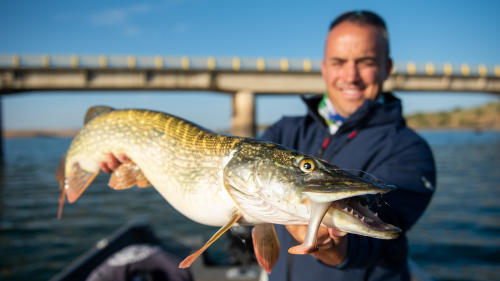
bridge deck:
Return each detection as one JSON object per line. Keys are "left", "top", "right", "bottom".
{"left": 1, "top": 55, "right": 499, "bottom": 137}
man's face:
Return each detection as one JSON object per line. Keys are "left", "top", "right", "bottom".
{"left": 321, "top": 21, "right": 392, "bottom": 118}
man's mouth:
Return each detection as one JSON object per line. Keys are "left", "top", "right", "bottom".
{"left": 341, "top": 88, "right": 364, "bottom": 99}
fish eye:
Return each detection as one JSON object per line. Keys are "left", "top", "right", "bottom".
{"left": 299, "top": 159, "right": 315, "bottom": 173}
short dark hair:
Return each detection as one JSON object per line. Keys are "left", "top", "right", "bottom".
{"left": 329, "top": 10, "right": 390, "bottom": 56}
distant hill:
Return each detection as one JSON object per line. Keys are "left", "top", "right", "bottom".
{"left": 405, "top": 101, "right": 500, "bottom": 131}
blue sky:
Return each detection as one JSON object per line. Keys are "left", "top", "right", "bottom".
{"left": 1, "top": 0, "right": 499, "bottom": 130}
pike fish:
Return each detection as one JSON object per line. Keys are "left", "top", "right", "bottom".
{"left": 56, "top": 106, "right": 401, "bottom": 273}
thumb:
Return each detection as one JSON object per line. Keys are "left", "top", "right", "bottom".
{"left": 328, "top": 228, "right": 347, "bottom": 243}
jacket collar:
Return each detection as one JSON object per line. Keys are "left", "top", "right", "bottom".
{"left": 302, "top": 92, "right": 404, "bottom": 134}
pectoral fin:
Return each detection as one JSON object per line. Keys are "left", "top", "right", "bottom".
{"left": 64, "top": 162, "right": 99, "bottom": 204}
{"left": 252, "top": 224, "right": 280, "bottom": 273}
{"left": 57, "top": 158, "right": 99, "bottom": 219}
{"left": 108, "top": 161, "right": 151, "bottom": 190}
{"left": 288, "top": 202, "right": 330, "bottom": 255}
{"left": 179, "top": 211, "right": 242, "bottom": 269}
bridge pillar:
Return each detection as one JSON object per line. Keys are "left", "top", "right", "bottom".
{"left": 231, "top": 90, "right": 256, "bottom": 137}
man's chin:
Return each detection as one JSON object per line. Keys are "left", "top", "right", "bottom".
{"left": 337, "top": 101, "right": 364, "bottom": 116}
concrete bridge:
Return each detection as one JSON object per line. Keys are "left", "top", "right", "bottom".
{"left": 1, "top": 54, "right": 499, "bottom": 137}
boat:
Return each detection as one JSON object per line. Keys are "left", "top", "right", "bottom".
{"left": 49, "top": 221, "right": 263, "bottom": 281}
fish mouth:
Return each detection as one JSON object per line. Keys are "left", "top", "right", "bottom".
{"left": 301, "top": 177, "right": 400, "bottom": 239}
{"left": 322, "top": 196, "right": 401, "bottom": 239}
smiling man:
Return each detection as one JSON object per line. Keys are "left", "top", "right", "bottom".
{"left": 99, "top": 10, "right": 436, "bottom": 281}
{"left": 262, "top": 11, "right": 436, "bottom": 281}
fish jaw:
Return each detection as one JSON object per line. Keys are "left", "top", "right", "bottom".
{"left": 287, "top": 201, "right": 331, "bottom": 254}
{"left": 286, "top": 177, "right": 398, "bottom": 253}
{"left": 302, "top": 180, "right": 396, "bottom": 203}
{"left": 322, "top": 197, "right": 401, "bottom": 239}
{"left": 288, "top": 173, "right": 398, "bottom": 250}
{"left": 286, "top": 190, "right": 400, "bottom": 255}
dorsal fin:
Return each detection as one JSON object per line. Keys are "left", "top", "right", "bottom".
{"left": 84, "top": 106, "right": 114, "bottom": 124}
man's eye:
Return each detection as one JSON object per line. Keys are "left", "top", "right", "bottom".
{"left": 330, "top": 61, "right": 342, "bottom": 67}
{"left": 359, "top": 60, "right": 377, "bottom": 67}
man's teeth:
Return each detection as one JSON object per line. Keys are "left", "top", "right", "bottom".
{"left": 344, "top": 89, "right": 360, "bottom": 95}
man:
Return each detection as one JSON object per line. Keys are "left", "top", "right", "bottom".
{"left": 261, "top": 10, "right": 436, "bottom": 281}
{"left": 101, "top": 10, "right": 435, "bottom": 281}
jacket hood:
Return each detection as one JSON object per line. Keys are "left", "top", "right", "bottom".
{"left": 302, "top": 92, "right": 405, "bottom": 134}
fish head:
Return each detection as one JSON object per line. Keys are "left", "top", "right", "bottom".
{"left": 237, "top": 140, "right": 393, "bottom": 194}
{"left": 224, "top": 141, "right": 393, "bottom": 213}
{"left": 224, "top": 139, "right": 400, "bottom": 240}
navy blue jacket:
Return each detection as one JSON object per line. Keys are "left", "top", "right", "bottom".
{"left": 261, "top": 93, "right": 436, "bottom": 281}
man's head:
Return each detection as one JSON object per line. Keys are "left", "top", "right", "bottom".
{"left": 321, "top": 10, "right": 393, "bottom": 118}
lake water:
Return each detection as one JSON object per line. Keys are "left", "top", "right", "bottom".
{"left": 0, "top": 131, "right": 499, "bottom": 281}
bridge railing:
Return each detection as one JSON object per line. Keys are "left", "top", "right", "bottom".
{"left": 391, "top": 61, "right": 499, "bottom": 77}
{"left": 1, "top": 54, "right": 498, "bottom": 77}
{"left": 0, "top": 55, "right": 323, "bottom": 73}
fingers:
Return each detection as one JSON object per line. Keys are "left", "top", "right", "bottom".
{"left": 285, "top": 225, "right": 308, "bottom": 243}
{"left": 99, "top": 153, "right": 129, "bottom": 174}
{"left": 107, "top": 153, "right": 122, "bottom": 170}
{"left": 328, "top": 228, "right": 347, "bottom": 246}
{"left": 285, "top": 225, "right": 332, "bottom": 245}
{"left": 117, "top": 153, "right": 129, "bottom": 162}
{"left": 99, "top": 162, "right": 112, "bottom": 174}
{"left": 285, "top": 225, "right": 347, "bottom": 248}
{"left": 328, "top": 228, "right": 347, "bottom": 238}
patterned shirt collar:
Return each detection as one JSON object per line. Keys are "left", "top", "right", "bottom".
{"left": 318, "top": 93, "right": 385, "bottom": 135}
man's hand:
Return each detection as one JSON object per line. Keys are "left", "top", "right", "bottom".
{"left": 99, "top": 153, "right": 129, "bottom": 173}
{"left": 285, "top": 225, "right": 348, "bottom": 266}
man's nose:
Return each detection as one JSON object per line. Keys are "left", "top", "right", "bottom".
{"left": 342, "top": 61, "right": 360, "bottom": 83}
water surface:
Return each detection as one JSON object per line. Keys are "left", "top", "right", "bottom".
{"left": 1, "top": 131, "right": 499, "bottom": 281}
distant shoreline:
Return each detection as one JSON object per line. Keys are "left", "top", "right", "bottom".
{"left": 3, "top": 129, "right": 80, "bottom": 139}
{"left": 405, "top": 101, "right": 499, "bottom": 131}
{"left": 4, "top": 128, "right": 499, "bottom": 139}
{"left": 4, "top": 102, "right": 499, "bottom": 139}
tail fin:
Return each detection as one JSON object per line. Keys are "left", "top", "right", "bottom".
{"left": 56, "top": 154, "right": 67, "bottom": 219}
